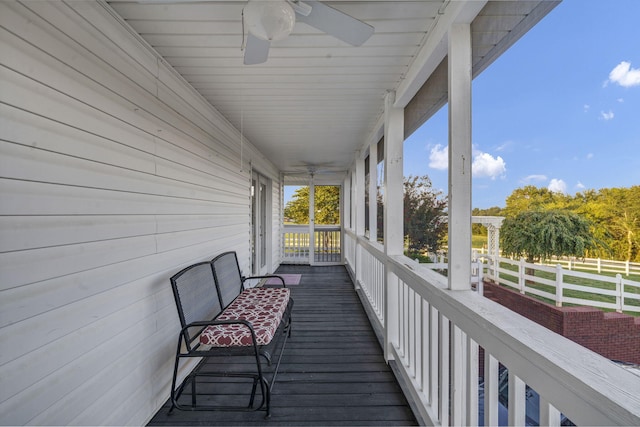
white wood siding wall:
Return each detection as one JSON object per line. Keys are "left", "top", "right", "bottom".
{"left": 0, "top": 1, "right": 281, "bottom": 424}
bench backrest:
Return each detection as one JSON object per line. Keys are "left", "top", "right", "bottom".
{"left": 170, "top": 261, "right": 222, "bottom": 347}
{"left": 211, "top": 251, "right": 245, "bottom": 308}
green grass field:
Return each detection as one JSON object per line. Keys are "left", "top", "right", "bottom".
{"left": 472, "top": 234, "right": 488, "bottom": 249}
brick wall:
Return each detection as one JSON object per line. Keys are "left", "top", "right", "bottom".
{"left": 483, "top": 282, "right": 640, "bottom": 364}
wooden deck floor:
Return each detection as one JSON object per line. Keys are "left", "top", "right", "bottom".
{"left": 148, "top": 264, "right": 418, "bottom": 426}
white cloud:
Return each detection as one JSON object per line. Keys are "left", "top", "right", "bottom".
{"left": 583, "top": 104, "right": 590, "bottom": 112}
{"left": 586, "top": 153, "right": 594, "bottom": 159}
{"left": 548, "top": 178, "right": 567, "bottom": 194}
{"left": 472, "top": 152, "right": 506, "bottom": 179}
{"left": 608, "top": 61, "right": 640, "bottom": 87}
{"left": 576, "top": 181, "right": 586, "bottom": 190}
{"left": 600, "top": 110, "right": 614, "bottom": 120}
{"left": 428, "top": 144, "right": 448, "bottom": 170}
{"left": 617, "top": 98, "right": 625, "bottom": 103}
{"left": 522, "top": 174, "right": 548, "bottom": 183}
{"left": 428, "top": 145, "right": 506, "bottom": 180}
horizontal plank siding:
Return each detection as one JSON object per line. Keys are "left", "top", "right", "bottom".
{"left": 0, "top": 1, "right": 280, "bottom": 425}
{"left": 148, "top": 265, "right": 418, "bottom": 426}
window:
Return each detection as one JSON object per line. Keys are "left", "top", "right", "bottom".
{"left": 377, "top": 139, "right": 384, "bottom": 243}
{"left": 364, "top": 155, "right": 370, "bottom": 237}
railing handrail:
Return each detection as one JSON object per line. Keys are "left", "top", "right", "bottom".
{"left": 386, "top": 254, "right": 640, "bottom": 426}
{"left": 313, "top": 224, "right": 341, "bottom": 230}
{"left": 283, "top": 224, "right": 309, "bottom": 230}
{"left": 345, "top": 231, "right": 640, "bottom": 426}
{"left": 283, "top": 224, "right": 340, "bottom": 229}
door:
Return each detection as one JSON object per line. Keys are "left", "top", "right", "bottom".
{"left": 251, "top": 172, "right": 270, "bottom": 275}
{"left": 282, "top": 181, "right": 342, "bottom": 265}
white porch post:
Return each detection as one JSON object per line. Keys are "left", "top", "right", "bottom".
{"left": 340, "top": 176, "right": 346, "bottom": 264}
{"left": 343, "top": 174, "right": 350, "bottom": 230}
{"left": 355, "top": 159, "right": 365, "bottom": 237}
{"left": 354, "top": 157, "right": 365, "bottom": 288}
{"left": 308, "top": 175, "right": 315, "bottom": 265}
{"left": 447, "top": 23, "right": 473, "bottom": 291}
{"left": 383, "top": 91, "right": 404, "bottom": 360}
{"left": 383, "top": 91, "right": 404, "bottom": 256}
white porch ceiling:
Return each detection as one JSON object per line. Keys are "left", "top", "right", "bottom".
{"left": 106, "top": 0, "right": 558, "bottom": 178}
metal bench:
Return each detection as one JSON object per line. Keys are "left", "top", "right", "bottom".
{"left": 168, "top": 251, "right": 293, "bottom": 417}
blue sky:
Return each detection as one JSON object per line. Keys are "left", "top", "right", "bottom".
{"left": 404, "top": 0, "right": 640, "bottom": 209}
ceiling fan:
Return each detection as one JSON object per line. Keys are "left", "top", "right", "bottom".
{"left": 137, "top": 0, "right": 374, "bottom": 65}
{"left": 243, "top": 0, "right": 374, "bottom": 65}
{"left": 284, "top": 161, "right": 347, "bottom": 177}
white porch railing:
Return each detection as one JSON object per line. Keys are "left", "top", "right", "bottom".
{"left": 344, "top": 229, "right": 640, "bottom": 426}
{"left": 479, "top": 255, "right": 640, "bottom": 313}
{"left": 314, "top": 225, "right": 342, "bottom": 263}
{"left": 282, "top": 224, "right": 341, "bottom": 264}
{"left": 282, "top": 224, "right": 310, "bottom": 263}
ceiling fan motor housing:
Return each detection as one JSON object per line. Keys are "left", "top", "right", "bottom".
{"left": 245, "top": 0, "right": 296, "bottom": 41}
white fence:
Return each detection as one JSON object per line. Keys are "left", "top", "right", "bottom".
{"left": 344, "top": 229, "right": 640, "bottom": 426}
{"left": 479, "top": 255, "right": 640, "bottom": 313}
{"left": 542, "top": 256, "right": 640, "bottom": 276}
{"left": 472, "top": 248, "right": 640, "bottom": 276}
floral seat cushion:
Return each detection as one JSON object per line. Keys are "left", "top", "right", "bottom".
{"left": 200, "top": 287, "right": 290, "bottom": 347}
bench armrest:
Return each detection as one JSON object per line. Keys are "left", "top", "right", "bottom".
{"left": 181, "top": 319, "right": 259, "bottom": 351}
{"left": 242, "top": 274, "right": 286, "bottom": 287}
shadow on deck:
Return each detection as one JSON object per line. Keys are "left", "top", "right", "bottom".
{"left": 148, "top": 264, "right": 418, "bottom": 426}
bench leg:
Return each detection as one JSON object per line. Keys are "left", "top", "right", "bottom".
{"left": 168, "top": 339, "right": 184, "bottom": 414}
{"left": 191, "top": 376, "right": 197, "bottom": 407}
{"left": 248, "top": 377, "right": 259, "bottom": 408}
{"left": 261, "top": 377, "right": 271, "bottom": 418}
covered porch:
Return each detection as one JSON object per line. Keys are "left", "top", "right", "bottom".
{"left": 148, "top": 264, "right": 419, "bottom": 426}
{"left": 1, "top": 1, "right": 640, "bottom": 426}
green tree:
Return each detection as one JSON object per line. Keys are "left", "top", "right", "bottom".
{"left": 576, "top": 186, "right": 640, "bottom": 261}
{"left": 501, "top": 209, "right": 600, "bottom": 263}
{"left": 284, "top": 186, "right": 311, "bottom": 224}
{"left": 502, "top": 185, "right": 640, "bottom": 261}
{"left": 503, "top": 186, "right": 560, "bottom": 217}
{"left": 403, "top": 175, "right": 447, "bottom": 254}
{"left": 284, "top": 186, "right": 340, "bottom": 225}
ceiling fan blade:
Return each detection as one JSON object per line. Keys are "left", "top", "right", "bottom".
{"left": 244, "top": 33, "right": 270, "bottom": 65}
{"left": 288, "top": 0, "right": 312, "bottom": 16}
{"left": 296, "top": 0, "right": 374, "bottom": 46}
{"left": 136, "top": 0, "right": 211, "bottom": 3}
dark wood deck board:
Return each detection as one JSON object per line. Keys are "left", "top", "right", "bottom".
{"left": 148, "top": 265, "right": 418, "bottom": 426}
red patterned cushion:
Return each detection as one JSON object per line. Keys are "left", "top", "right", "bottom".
{"left": 200, "top": 288, "right": 290, "bottom": 347}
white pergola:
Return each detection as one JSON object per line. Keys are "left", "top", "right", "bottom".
{"left": 473, "top": 215, "right": 505, "bottom": 259}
